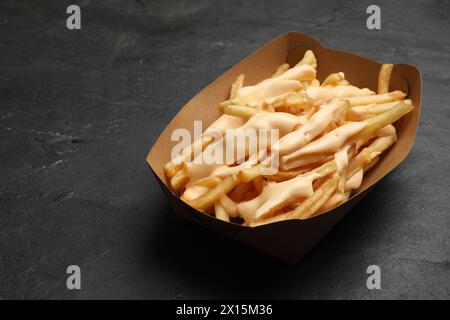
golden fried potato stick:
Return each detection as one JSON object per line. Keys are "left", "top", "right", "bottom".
{"left": 248, "top": 211, "right": 291, "bottom": 227}
{"left": 288, "top": 174, "right": 339, "bottom": 219}
{"left": 230, "top": 74, "right": 245, "bottom": 100}
{"left": 238, "top": 163, "right": 267, "bottom": 183}
{"left": 321, "top": 72, "right": 345, "bottom": 87}
{"left": 278, "top": 99, "right": 350, "bottom": 157}
{"left": 347, "top": 135, "right": 397, "bottom": 178}
{"left": 250, "top": 176, "right": 345, "bottom": 226}
{"left": 332, "top": 100, "right": 352, "bottom": 126}
{"left": 277, "top": 158, "right": 337, "bottom": 185}
{"left": 348, "top": 100, "right": 412, "bottom": 121}
{"left": 238, "top": 160, "right": 338, "bottom": 223}
{"left": 194, "top": 176, "right": 222, "bottom": 188}
{"left": 318, "top": 192, "right": 349, "bottom": 213}
{"left": 346, "top": 90, "right": 406, "bottom": 106}
{"left": 377, "top": 64, "right": 393, "bottom": 94}
{"left": 308, "top": 159, "right": 338, "bottom": 178}
{"left": 363, "top": 155, "right": 380, "bottom": 172}
{"left": 170, "top": 168, "right": 189, "bottom": 193}
{"left": 353, "top": 101, "right": 413, "bottom": 148}
{"left": 269, "top": 92, "right": 312, "bottom": 111}
{"left": 296, "top": 50, "right": 317, "bottom": 69}
{"left": 271, "top": 63, "right": 290, "bottom": 78}
{"left": 264, "top": 163, "right": 320, "bottom": 182}
{"left": 219, "top": 194, "right": 238, "bottom": 217}
{"left": 337, "top": 171, "right": 347, "bottom": 194}
{"left": 164, "top": 135, "right": 215, "bottom": 178}
{"left": 281, "top": 154, "right": 333, "bottom": 171}
{"left": 214, "top": 202, "right": 230, "bottom": 222}
{"left": 219, "top": 104, "right": 266, "bottom": 119}
{"left": 284, "top": 92, "right": 310, "bottom": 107}
{"left": 188, "top": 175, "right": 239, "bottom": 211}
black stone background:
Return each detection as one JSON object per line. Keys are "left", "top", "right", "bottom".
{"left": 0, "top": 0, "right": 449, "bottom": 299}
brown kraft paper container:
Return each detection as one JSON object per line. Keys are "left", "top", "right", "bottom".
{"left": 146, "top": 32, "right": 421, "bottom": 264}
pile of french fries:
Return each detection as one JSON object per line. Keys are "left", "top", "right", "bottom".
{"left": 164, "top": 51, "right": 414, "bottom": 227}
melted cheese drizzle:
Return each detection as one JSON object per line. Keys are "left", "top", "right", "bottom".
{"left": 282, "top": 122, "right": 367, "bottom": 162}
{"left": 238, "top": 145, "right": 352, "bottom": 224}
{"left": 204, "top": 114, "right": 246, "bottom": 135}
{"left": 182, "top": 112, "right": 300, "bottom": 201}
{"left": 180, "top": 65, "right": 386, "bottom": 207}
{"left": 335, "top": 145, "right": 350, "bottom": 174}
{"left": 233, "top": 64, "right": 316, "bottom": 107}
{"left": 305, "top": 85, "right": 374, "bottom": 106}
{"left": 277, "top": 100, "right": 345, "bottom": 155}
{"left": 345, "top": 169, "right": 363, "bottom": 191}
{"left": 237, "top": 173, "right": 316, "bottom": 223}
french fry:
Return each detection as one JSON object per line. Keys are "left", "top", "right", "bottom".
{"left": 238, "top": 163, "right": 267, "bottom": 183}
{"left": 164, "top": 160, "right": 183, "bottom": 179}
{"left": 264, "top": 164, "right": 319, "bottom": 182}
{"left": 164, "top": 135, "right": 215, "bottom": 178}
{"left": 363, "top": 156, "right": 380, "bottom": 173}
{"left": 288, "top": 174, "right": 339, "bottom": 219}
{"left": 354, "top": 101, "right": 413, "bottom": 147}
{"left": 219, "top": 99, "right": 233, "bottom": 108}
{"left": 230, "top": 74, "right": 244, "bottom": 100}
{"left": 219, "top": 194, "right": 238, "bottom": 217}
{"left": 309, "top": 79, "right": 320, "bottom": 87}
{"left": 347, "top": 135, "right": 397, "bottom": 178}
{"left": 237, "top": 160, "right": 337, "bottom": 223}
{"left": 281, "top": 154, "right": 333, "bottom": 171}
{"left": 194, "top": 176, "right": 222, "bottom": 188}
{"left": 331, "top": 100, "right": 351, "bottom": 126}
{"left": 170, "top": 169, "right": 189, "bottom": 193}
{"left": 270, "top": 92, "right": 312, "bottom": 111}
{"left": 337, "top": 171, "right": 346, "bottom": 194}
{"left": 318, "top": 192, "right": 348, "bottom": 213}
{"left": 272, "top": 63, "right": 290, "bottom": 78}
{"left": 296, "top": 50, "right": 317, "bottom": 69}
{"left": 248, "top": 211, "right": 291, "bottom": 227}
{"left": 377, "top": 64, "right": 393, "bottom": 94}
{"left": 188, "top": 175, "right": 239, "bottom": 211}
{"left": 348, "top": 100, "right": 411, "bottom": 121}
{"left": 306, "top": 159, "right": 338, "bottom": 179}
{"left": 321, "top": 72, "right": 345, "bottom": 87}
{"left": 346, "top": 90, "right": 406, "bottom": 106}
{"left": 220, "top": 104, "right": 265, "bottom": 119}
{"left": 214, "top": 202, "right": 230, "bottom": 222}
{"left": 284, "top": 92, "right": 310, "bottom": 107}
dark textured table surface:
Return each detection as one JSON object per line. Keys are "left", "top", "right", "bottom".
{"left": 0, "top": 0, "right": 449, "bottom": 299}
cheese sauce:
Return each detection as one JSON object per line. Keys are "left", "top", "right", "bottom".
{"left": 277, "top": 100, "right": 347, "bottom": 155}
{"left": 237, "top": 174, "right": 316, "bottom": 223}
{"left": 233, "top": 64, "right": 316, "bottom": 107}
{"left": 305, "top": 85, "right": 374, "bottom": 106}
{"left": 334, "top": 145, "right": 350, "bottom": 173}
{"left": 345, "top": 168, "right": 363, "bottom": 191}
{"left": 183, "top": 112, "right": 301, "bottom": 201}
{"left": 282, "top": 122, "right": 367, "bottom": 162}
{"left": 204, "top": 114, "right": 246, "bottom": 135}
